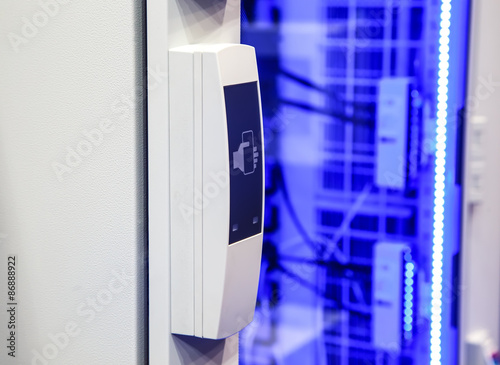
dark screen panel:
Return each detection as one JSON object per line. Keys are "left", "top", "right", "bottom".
{"left": 224, "top": 82, "right": 263, "bottom": 244}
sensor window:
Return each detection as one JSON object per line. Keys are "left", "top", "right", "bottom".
{"left": 225, "top": 81, "right": 263, "bottom": 245}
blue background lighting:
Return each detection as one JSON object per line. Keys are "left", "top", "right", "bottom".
{"left": 240, "top": 1, "right": 470, "bottom": 364}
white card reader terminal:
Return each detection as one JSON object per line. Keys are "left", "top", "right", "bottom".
{"left": 169, "top": 44, "right": 265, "bottom": 339}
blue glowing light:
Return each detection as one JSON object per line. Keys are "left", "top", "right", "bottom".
{"left": 431, "top": 1, "right": 451, "bottom": 364}
{"left": 403, "top": 258, "right": 415, "bottom": 340}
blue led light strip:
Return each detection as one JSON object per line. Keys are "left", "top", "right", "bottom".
{"left": 404, "top": 257, "right": 415, "bottom": 340}
{"left": 431, "top": 1, "right": 452, "bottom": 364}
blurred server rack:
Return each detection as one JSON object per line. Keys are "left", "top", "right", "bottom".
{"left": 240, "top": 0, "right": 469, "bottom": 364}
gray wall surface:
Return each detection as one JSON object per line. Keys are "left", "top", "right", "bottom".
{"left": 0, "top": 1, "right": 146, "bottom": 364}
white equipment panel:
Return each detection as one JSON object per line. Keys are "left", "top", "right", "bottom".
{"left": 373, "top": 242, "right": 414, "bottom": 353}
{"left": 376, "top": 78, "right": 411, "bottom": 190}
{"left": 169, "top": 44, "right": 264, "bottom": 339}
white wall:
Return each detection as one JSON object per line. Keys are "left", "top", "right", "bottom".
{"left": 0, "top": 1, "right": 146, "bottom": 364}
{"left": 461, "top": 0, "right": 500, "bottom": 362}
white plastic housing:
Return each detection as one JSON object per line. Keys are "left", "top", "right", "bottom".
{"left": 372, "top": 242, "right": 410, "bottom": 353}
{"left": 169, "top": 44, "right": 264, "bottom": 339}
{"left": 376, "top": 78, "right": 411, "bottom": 190}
